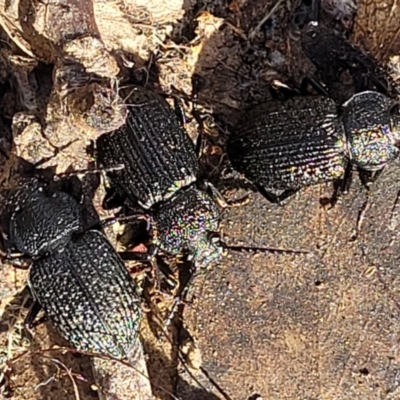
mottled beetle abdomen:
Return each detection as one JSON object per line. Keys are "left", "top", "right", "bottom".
{"left": 7, "top": 179, "right": 82, "bottom": 257}
{"left": 97, "top": 86, "right": 199, "bottom": 209}
{"left": 28, "top": 230, "right": 141, "bottom": 359}
{"left": 227, "top": 96, "right": 348, "bottom": 193}
{"left": 342, "top": 91, "right": 400, "bottom": 171}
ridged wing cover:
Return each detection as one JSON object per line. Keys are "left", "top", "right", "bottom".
{"left": 151, "top": 186, "right": 222, "bottom": 269}
{"left": 227, "top": 96, "right": 348, "bottom": 191}
{"left": 28, "top": 230, "right": 141, "bottom": 359}
{"left": 8, "top": 179, "right": 82, "bottom": 257}
{"left": 342, "top": 91, "right": 400, "bottom": 171}
{"left": 97, "top": 86, "right": 199, "bottom": 209}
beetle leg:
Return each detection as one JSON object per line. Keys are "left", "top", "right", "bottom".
{"left": 291, "top": 0, "right": 320, "bottom": 29}
{"left": 163, "top": 283, "right": 193, "bottom": 329}
{"left": 24, "top": 301, "right": 43, "bottom": 330}
{"left": 97, "top": 213, "right": 147, "bottom": 229}
{"left": 194, "top": 114, "right": 205, "bottom": 159}
{"left": 164, "top": 79, "right": 206, "bottom": 159}
{"left": 171, "top": 95, "right": 187, "bottom": 127}
{"left": 164, "top": 260, "right": 197, "bottom": 329}
{"left": 204, "top": 181, "right": 249, "bottom": 209}
{"left": 257, "top": 187, "right": 280, "bottom": 203}
{"left": 203, "top": 182, "right": 229, "bottom": 208}
{"left": 269, "top": 76, "right": 328, "bottom": 99}
{"left": 145, "top": 245, "right": 178, "bottom": 291}
{"left": 118, "top": 251, "right": 151, "bottom": 262}
{"left": 159, "top": 87, "right": 191, "bottom": 127}
{"left": 53, "top": 164, "right": 125, "bottom": 181}
{"left": 276, "top": 189, "right": 301, "bottom": 204}
{"left": 330, "top": 162, "right": 353, "bottom": 207}
{"left": 203, "top": 181, "right": 250, "bottom": 208}
{"left": 82, "top": 212, "right": 147, "bottom": 239}
{"left": 190, "top": 74, "right": 207, "bottom": 158}
{"left": 342, "top": 163, "right": 354, "bottom": 194}
{"left": 300, "top": 76, "right": 330, "bottom": 97}
{"left": 358, "top": 167, "right": 384, "bottom": 189}
{"left": 269, "top": 79, "right": 299, "bottom": 100}
{"left": 0, "top": 249, "right": 31, "bottom": 269}
{"left": 257, "top": 186, "right": 299, "bottom": 205}
{"left": 191, "top": 73, "right": 204, "bottom": 118}
{"left": 350, "top": 167, "right": 384, "bottom": 240}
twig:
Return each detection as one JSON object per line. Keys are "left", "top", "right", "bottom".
{"left": 248, "top": 0, "right": 285, "bottom": 40}
{"left": 47, "top": 357, "right": 81, "bottom": 400}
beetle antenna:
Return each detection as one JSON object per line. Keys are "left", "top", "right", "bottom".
{"left": 221, "top": 242, "right": 311, "bottom": 255}
{"left": 218, "top": 230, "right": 310, "bottom": 255}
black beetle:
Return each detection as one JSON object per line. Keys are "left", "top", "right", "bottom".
{"left": 2, "top": 177, "right": 142, "bottom": 359}
{"left": 96, "top": 86, "right": 224, "bottom": 271}
{"left": 226, "top": 90, "right": 400, "bottom": 204}
{"left": 97, "top": 86, "right": 199, "bottom": 210}
{"left": 301, "top": 21, "right": 400, "bottom": 103}
{"left": 228, "top": 0, "right": 400, "bottom": 205}
{"left": 95, "top": 85, "right": 308, "bottom": 295}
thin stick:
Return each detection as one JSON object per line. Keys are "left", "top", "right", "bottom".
{"left": 248, "top": 0, "right": 285, "bottom": 40}
{"left": 47, "top": 357, "right": 81, "bottom": 400}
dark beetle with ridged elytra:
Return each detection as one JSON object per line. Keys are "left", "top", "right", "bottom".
{"left": 29, "top": 229, "right": 141, "bottom": 358}
{"left": 96, "top": 86, "right": 223, "bottom": 269}
{"left": 250, "top": 2, "right": 400, "bottom": 204}
{"left": 97, "top": 86, "right": 199, "bottom": 210}
{"left": 227, "top": 90, "right": 400, "bottom": 203}
{"left": 3, "top": 178, "right": 141, "bottom": 359}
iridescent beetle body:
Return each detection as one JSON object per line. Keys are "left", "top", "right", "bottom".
{"left": 227, "top": 96, "right": 348, "bottom": 195}
{"left": 3, "top": 178, "right": 141, "bottom": 359}
{"left": 227, "top": 91, "right": 400, "bottom": 202}
{"left": 97, "top": 86, "right": 199, "bottom": 210}
{"left": 28, "top": 229, "right": 141, "bottom": 358}
{"left": 96, "top": 86, "right": 223, "bottom": 269}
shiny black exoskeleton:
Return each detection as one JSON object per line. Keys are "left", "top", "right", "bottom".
{"left": 228, "top": 0, "right": 400, "bottom": 204}
{"left": 2, "top": 177, "right": 141, "bottom": 359}
{"left": 97, "top": 86, "right": 199, "bottom": 210}
{"left": 96, "top": 86, "right": 223, "bottom": 269}
{"left": 6, "top": 178, "right": 82, "bottom": 257}
{"left": 227, "top": 90, "right": 400, "bottom": 203}
{"left": 301, "top": 21, "right": 400, "bottom": 103}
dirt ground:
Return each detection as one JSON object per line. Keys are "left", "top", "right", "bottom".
{"left": 0, "top": 0, "right": 400, "bottom": 399}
